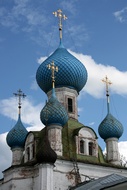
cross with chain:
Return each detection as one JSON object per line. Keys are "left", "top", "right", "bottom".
{"left": 13, "top": 89, "right": 26, "bottom": 114}
{"left": 102, "top": 76, "right": 112, "bottom": 97}
{"left": 102, "top": 76, "right": 112, "bottom": 113}
{"left": 53, "top": 9, "right": 67, "bottom": 39}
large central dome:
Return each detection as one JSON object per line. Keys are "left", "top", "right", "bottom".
{"left": 36, "top": 41, "right": 88, "bottom": 94}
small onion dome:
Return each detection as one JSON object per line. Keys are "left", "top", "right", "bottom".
{"left": 98, "top": 113, "right": 123, "bottom": 140}
{"left": 36, "top": 136, "right": 57, "bottom": 164}
{"left": 40, "top": 88, "right": 68, "bottom": 127}
{"left": 36, "top": 41, "right": 88, "bottom": 94}
{"left": 6, "top": 114, "right": 28, "bottom": 149}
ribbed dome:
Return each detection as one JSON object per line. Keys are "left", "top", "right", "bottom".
{"left": 40, "top": 88, "right": 68, "bottom": 127}
{"left": 6, "top": 115, "right": 28, "bottom": 149}
{"left": 36, "top": 41, "right": 88, "bottom": 94}
{"left": 36, "top": 135, "right": 57, "bottom": 164}
{"left": 98, "top": 113, "right": 123, "bottom": 140}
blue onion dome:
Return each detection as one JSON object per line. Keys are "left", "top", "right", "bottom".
{"left": 40, "top": 88, "right": 68, "bottom": 127}
{"left": 36, "top": 41, "right": 88, "bottom": 94}
{"left": 98, "top": 113, "right": 123, "bottom": 140}
{"left": 6, "top": 114, "right": 28, "bottom": 149}
{"left": 36, "top": 135, "right": 57, "bottom": 164}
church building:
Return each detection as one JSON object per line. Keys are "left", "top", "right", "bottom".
{"left": 0, "top": 9, "right": 127, "bottom": 190}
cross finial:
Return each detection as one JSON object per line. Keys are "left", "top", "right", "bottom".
{"left": 102, "top": 76, "right": 112, "bottom": 113}
{"left": 47, "top": 61, "right": 58, "bottom": 88}
{"left": 53, "top": 9, "right": 67, "bottom": 40}
{"left": 13, "top": 89, "right": 26, "bottom": 115}
{"left": 102, "top": 76, "right": 112, "bottom": 96}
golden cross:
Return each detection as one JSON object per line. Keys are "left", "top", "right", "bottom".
{"left": 53, "top": 9, "right": 67, "bottom": 39}
{"left": 14, "top": 89, "right": 26, "bottom": 114}
{"left": 102, "top": 76, "right": 112, "bottom": 113}
{"left": 47, "top": 61, "right": 58, "bottom": 88}
{"left": 102, "top": 76, "right": 112, "bottom": 96}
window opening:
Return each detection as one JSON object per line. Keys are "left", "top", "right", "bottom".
{"left": 27, "top": 147, "right": 30, "bottom": 161}
{"left": 89, "top": 142, "right": 93, "bottom": 156}
{"left": 32, "top": 144, "right": 35, "bottom": 159}
{"left": 80, "top": 140, "right": 84, "bottom": 154}
{"left": 68, "top": 98, "right": 73, "bottom": 112}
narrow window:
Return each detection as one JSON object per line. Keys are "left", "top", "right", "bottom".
{"left": 89, "top": 142, "right": 93, "bottom": 156}
{"left": 68, "top": 98, "right": 73, "bottom": 112}
{"left": 80, "top": 140, "right": 84, "bottom": 154}
{"left": 32, "top": 144, "right": 35, "bottom": 159}
{"left": 27, "top": 147, "right": 30, "bottom": 161}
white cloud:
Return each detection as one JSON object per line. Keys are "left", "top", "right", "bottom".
{"left": 0, "top": 124, "right": 44, "bottom": 179}
{"left": 0, "top": 94, "right": 47, "bottom": 178}
{"left": 78, "top": 107, "right": 83, "bottom": 112}
{"left": 65, "top": 24, "right": 89, "bottom": 48}
{"left": 88, "top": 122, "right": 95, "bottom": 126}
{"left": 37, "top": 56, "right": 47, "bottom": 64}
{"left": 69, "top": 50, "right": 127, "bottom": 98}
{"left": 103, "top": 141, "right": 127, "bottom": 166}
{"left": 0, "top": 1, "right": 89, "bottom": 48}
{"left": 0, "top": 96, "right": 44, "bottom": 128}
{"left": 60, "top": 0, "right": 78, "bottom": 15}
{"left": 27, "top": 125, "right": 42, "bottom": 131}
{"left": 0, "top": 0, "right": 48, "bottom": 33}
{"left": 38, "top": 51, "right": 127, "bottom": 99}
{"left": 119, "top": 141, "right": 127, "bottom": 159}
{"left": 114, "top": 7, "right": 127, "bottom": 23}
{"left": 22, "top": 98, "right": 43, "bottom": 127}
{"left": 1, "top": 49, "right": 127, "bottom": 178}
{"left": 0, "top": 95, "right": 45, "bottom": 179}
{"left": 12, "top": 0, "right": 47, "bottom": 27}
{"left": 0, "top": 132, "right": 11, "bottom": 179}
{"left": 30, "top": 80, "right": 38, "bottom": 90}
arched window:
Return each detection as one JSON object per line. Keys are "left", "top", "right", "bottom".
{"left": 89, "top": 142, "right": 93, "bottom": 156}
{"left": 80, "top": 140, "right": 84, "bottom": 154}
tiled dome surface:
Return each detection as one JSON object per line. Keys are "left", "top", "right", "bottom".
{"left": 6, "top": 115, "right": 28, "bottom": 149}
{"left": 36, "top": 42, "right": 88, "bottom": 94}
{"left": 98, "top": 113, "right": 123, "bottom": 140}
{"left": 40, "top": 89, "right": 68, "bottom": 127}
